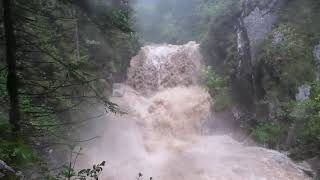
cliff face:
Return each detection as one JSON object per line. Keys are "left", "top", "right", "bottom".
{"left": 201, "top": 0, "right": 320, "bottom": 174}
{"left": 201, "top": 0, "right": 286, "bottom": 111}
{"left": 202, "top": 0, "right": 319, "bottom": 114}
{"left": 243, "top": 0, "right": 286, "bottom": 63}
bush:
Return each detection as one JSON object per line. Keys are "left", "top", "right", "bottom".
{"left": 267, "top": 81, "right": 320, "bottom": 159}
{"left": 252, "top": 122, "right": 285, "bottom": 148}
{"left": 205, "top": 67, "right": 232, "bottom": 111}
{"left": 287, "top": 82, "right": 320, "bottom": 158}
{"left": 257, "top": 24, "right": 316, "bottom": 103}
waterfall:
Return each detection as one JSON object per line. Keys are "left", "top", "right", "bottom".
{"left": 79, "top": 42, "right": 310, "bottom": 180}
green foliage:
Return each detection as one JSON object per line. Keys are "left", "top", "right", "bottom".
{"left": 76, "top": 161, "right": 105, "bottom": 180}
{"left": 0, "top": 72, "right": 38, "bottom": 168}
{"left": 281, "top": 81, "right": 320, "bottom": 159}
{"left": 252, "top": 122, "right": 285, "bottom": 147}
{"left": 200, "top": 0, "right": 320, "bottom": 161}
{"left": 257, "top": 24, "right": 316, "bottom": 102}
{"left": 251, "top": 81, "right": 320, "bottom": 158}
{"left": 248, "top": 0, "right": 320, "bottom": 158}
{"left": 0, "top": 140, "right": 37, "bottom": 165}
{"left": 41, "top": 160, "right": 106, "bottom": 180}
{"left": 279, "top": 0, "right": 320, "bottom": 42}
{"left": 205, "top": 67, "right": 226, "bottom": 91}
{"left": 200, "top": 1, "right": 240, "bottom": 75}
{"left": 205, "top": 67, "right": 232, "bottom": 111}
{"left": 0, "top": 0, "right": 138, "bottom": 177}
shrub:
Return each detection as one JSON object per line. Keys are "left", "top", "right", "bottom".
{"left": 252, "top": 122, "right": 285, "bottom": 148}
{"left": 205, "top": 67, "right": 232, "bottom": 111}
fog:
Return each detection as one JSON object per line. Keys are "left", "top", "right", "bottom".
{"left": 130, "top": 0, "right": 214, "bottom": 44}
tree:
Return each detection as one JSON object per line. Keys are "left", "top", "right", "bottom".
{"left": 2, "top": 0, "right": 20, "bottom": 132}
{"left": 0, "top": 0, "right": 138, "bottom": 177}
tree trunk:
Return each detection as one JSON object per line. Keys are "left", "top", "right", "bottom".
{"left": 3, "top": 0, "right": 20, "bottom": 131}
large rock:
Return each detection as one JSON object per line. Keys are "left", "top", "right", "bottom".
{"left": 296, "top": 85, "right": 311, "bottom": 102}
{"left": 244, "top": 0, "right": 285, "bottom": 62}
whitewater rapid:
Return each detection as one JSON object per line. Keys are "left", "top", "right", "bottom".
{"left": 79, "top": 42, "right": 310, "bottom": 180}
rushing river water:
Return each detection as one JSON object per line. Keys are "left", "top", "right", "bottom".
{"left": 79, "top": 42, "right": 310, "bottom": 180}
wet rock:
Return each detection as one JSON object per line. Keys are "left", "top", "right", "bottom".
{"left": 297, "top": 161, "right": 315, "bottom": 178}
{"left": 112, "top": 83, "right": 126, "bottom": 97}
{"left": 243, "top": 0, "right": 285, "bottom": 62}
{"left": 314, "top": 42, "right": 320, "bottom": 80}
{"left": 85, "top": 39, "right": 101, "bottom": 45}
{"left": 244, "top": 7, "right": 278, "bottom": 46}
{"left": 0, "top": 160, "right": 15, "bottom": 173}
{"left": 233, "top": 17, "right": 255, "bottom": 110}
{"left": 272, "top": 31, "right": 285, "bottom": 45}
{"left": 295, "top": 85, "right": 311, "bottom": 102}
{"left": 0, "top": 160, "right": 16, "bottom": 178}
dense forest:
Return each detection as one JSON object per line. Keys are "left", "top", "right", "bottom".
{"left": 0, "top": 0, "right": 138, "bottom": 179}
{"left": 0, "top": 0, "right": 320, "bottom": 179}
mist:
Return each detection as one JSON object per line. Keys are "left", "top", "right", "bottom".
{"left": 130, "top": 0, "right": 216, "bottom": 44}
{"left": 77, "top": 41, "right": 309, "bottom": 179}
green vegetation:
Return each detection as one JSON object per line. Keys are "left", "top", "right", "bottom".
{"left": 200, "top": 0, "right": 240, "bottom": 75}
{"left": 250, "top": 81, "right": 320, "bottom": 159}
{"left": 279, "top": 82, "right": 320, "bottom": 159}
{"left": 249, "top": 0, "right": 320, "bottom": 159}
{"left": 257, "top": 24, "right": 316, "bottom": 102}
{"left": 252, "top": 121, "right": 286, "bottom": 148}
{"left": 201, "top": 0, "right": 320, "bottom": 161}
{"left": 0, "top": 0, "right": 138, "bottom": 178}
{"left": 205, "top": 67, "right": 232, "bottom": 111}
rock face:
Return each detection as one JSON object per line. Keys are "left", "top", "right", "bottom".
{"left": 314, "top": 42, "right": 320, "bottom": 80}
{"left": 296, "top": 85, "right": 311, "bottom": 102}
{"left": 315, "top": 43, "right": 320, "bottom": 61}
{"left": 244, "top": 7, "right": 277, "bottom": 48}
{"left": 127, "top": 41, "right": 203, "bottom": 94}
{"left": 233, "top": 16, "right": 255, "bottom": 109}
{"left": 244, "top": 0, "right": 286, "bottom": 62}
{"left": 80, "top": 42, "right": 311, "bottom": 180}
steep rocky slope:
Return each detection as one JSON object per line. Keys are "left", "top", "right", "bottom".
{"left": 201, "top": 0, "right": 320, "bottom": 176}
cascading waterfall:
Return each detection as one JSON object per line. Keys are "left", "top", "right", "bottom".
{"left": 79, "top": 42, "right": 310, "bottom": 180}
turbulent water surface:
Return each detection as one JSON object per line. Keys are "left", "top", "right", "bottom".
{"left": 79, "top": 42, "right": 309, "bottom": 180}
